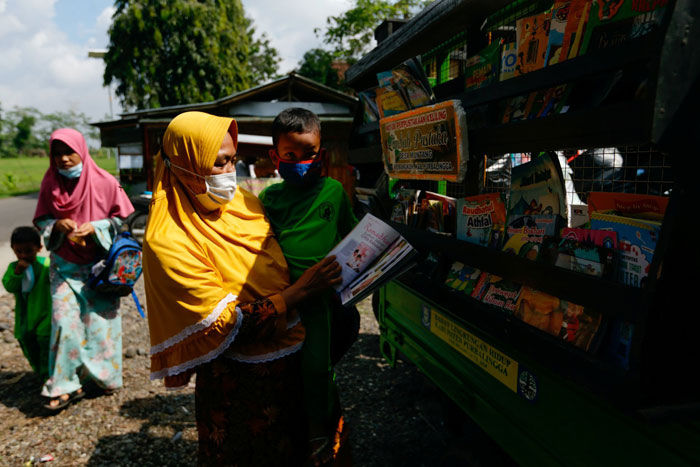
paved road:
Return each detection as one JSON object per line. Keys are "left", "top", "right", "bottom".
{"left": 0, "top": 193, "right": 40, "bottom": 296}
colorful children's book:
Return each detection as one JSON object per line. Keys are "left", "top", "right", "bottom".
{"left": 375, "top": 71, "right": 410, "bottom": 118}
{"left": 535, "top": 84, "right": 572, "bottom": 117}
{"left": 545, "top": 1, "right": 573, "bottom": 66}
{"left": 580, "top": 0, "right": 670, "bottom": 55}
{"left": 555, "top": 228, "right": 618, "bottom": 279}
{"left": 391, "top": 59, "right": 434, "bottom": 108}
{"left": 514, "top": 286, "right": 604, "bottom": 352}
{"left": 444, "top": 261, "right": 482, "bottom": 296}
{"left": 413, "top": 192, "right": 456, "bottom": 234}
{"left": 358, "top": 87, "right": 380, "bottom": 123}
{"left": 480, "top": 275, "right": 522, "bottom": 313}
{"left": 502, "top": 93, "right": 530, "bottom": 123}
{"left": 507, "top": 152, "right": 567, "bottom": 220}
{"left": 589, "top": 211, "right": 661, "bottom": 288}
{"left": 559, "top": 0, "right": 592, "bottom": 60}
{"left": 470, "top": 272, "right": 495, "bottom": 300}
{"left": 389, "top": 188, "right": 420, "bottom": 225}
{"left": 502, "top": 214, "right": 560, "bottom": 263}
{"left": 375, "top": 85, "right": 409, "bottom": 118}
{"left": 456, "top": 192, "right": 506, "bottom": 248}
{"left": 515, "top": 10, "right": 552, "bottom": 76}
{"left": 465, "top": 40, "right": 502, "bottom": 90}
{"left": 569, "top": 203, "right": 589, "bottom": 228}
{"left": 500, "top": 42, "right": 517, "bottom": 81}
{"left": 587, "top": 192, "right": 668, "bottom": 222}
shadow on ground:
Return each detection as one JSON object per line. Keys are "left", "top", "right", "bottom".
{"left": 336, "top": 331, "right": 518, "bottom": 467}
{"left": 87, "top": 393, "right": 197, "bottom": 466}
{"left": 0, "top": 370, "right": 46, "bottom": 418}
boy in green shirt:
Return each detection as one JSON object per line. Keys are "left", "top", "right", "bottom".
{"left": 260, "top": 108, "right": 358, "bottom": 465}
{"left": 2, "top": 226, "right": 52, "bottom": 380}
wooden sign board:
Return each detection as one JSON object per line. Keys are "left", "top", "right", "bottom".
{"left": 379, "top": 100, "right": 468, "bottom": 182}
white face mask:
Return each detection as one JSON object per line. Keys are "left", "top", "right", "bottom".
{"left": 165, "top": 158, "right": 237, "bottom": 209}
{"left": 58, "top": 162, "right": 83, "bottom": 179}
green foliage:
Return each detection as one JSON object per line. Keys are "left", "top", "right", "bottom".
{"left": 297, "top": 49, "right": 356, "bottom": 92}
{"left": 318, "top": 0, "right": 431, "bottom": 60}
{"left": 104, "top": 0, "right": 280, "bottom": 110}
{"left": 0, "top": 101, "right": 102, "bottom": 158}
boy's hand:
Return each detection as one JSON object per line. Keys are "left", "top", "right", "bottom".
{"left": 14, "top": 259, "right": 30, "bottom": 274}
{"left": 55, "top": 218, "right": 78, "bottom": 234}
{"left": 280, "top": 256, "right": 342, "bottom": 309}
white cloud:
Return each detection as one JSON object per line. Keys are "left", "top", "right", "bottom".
{"left": 242, "top": 0, "right": 350, "bottom": 73}
{"left": 97, "top": 5, "right": 115, "bottom": 31}
{"left": 0, "top": 0, "right": 350, "bottom": 127}
{"left": 0, "top": 0, "right": 118, "bottom": 123}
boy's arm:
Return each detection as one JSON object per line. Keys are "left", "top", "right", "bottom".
{"left": 2, "top": 263, "right": 22, "bottom": 294}
{"left": 338, "top": 190, "right": 359, "bottom": 237}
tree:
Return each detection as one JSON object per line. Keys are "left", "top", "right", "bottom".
{"left": 104, "top": 0, "right": 280, "bottom": 110}
{"left": 297, "top": 48, "right": 355, "bottom": 91}
{"left": 318, "top": 0, "right": 431, "bottom": 60}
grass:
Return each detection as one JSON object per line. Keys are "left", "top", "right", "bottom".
{"left": 0, "top": 156, "right": 118, "bottom": 198}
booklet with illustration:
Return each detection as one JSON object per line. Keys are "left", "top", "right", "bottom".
{"left": 327, "top": 213, "right": 418, "bottom": 306}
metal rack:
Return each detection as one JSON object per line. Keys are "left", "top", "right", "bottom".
{"left": 345, "top": 0, "right": 700, "bottom": 464}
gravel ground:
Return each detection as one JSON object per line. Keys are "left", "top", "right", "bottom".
{"left": 0, "top": 279, "right": 515, "bottom": 466}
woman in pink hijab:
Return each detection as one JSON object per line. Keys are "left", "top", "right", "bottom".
{"left": 33, "top": 128, "right": 134, "bottom": 411}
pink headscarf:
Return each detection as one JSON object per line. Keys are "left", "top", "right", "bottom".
{"left": 34, "top": 128, "right": 135, "bottom": 264}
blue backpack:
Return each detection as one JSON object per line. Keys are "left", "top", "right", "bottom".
{"left": 88, "top": 231, "right": 144, "bottom": 318}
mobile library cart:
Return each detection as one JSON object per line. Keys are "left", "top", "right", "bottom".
{"left": 345, "top": 0, "right": 700, "bottom": 465}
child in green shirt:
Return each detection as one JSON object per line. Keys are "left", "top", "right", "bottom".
{"left": 2, "top": 226, "right": 52, "bottom": 380}
{"left": 260, "top": 108, "right": 358, "bottom": 466}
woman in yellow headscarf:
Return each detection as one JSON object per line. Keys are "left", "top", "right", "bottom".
{"left": 143, "top": 111, "right": 341, "bottom": 466}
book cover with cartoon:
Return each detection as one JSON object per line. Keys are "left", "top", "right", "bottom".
{"left": 544, "top": 1, "right": 573, "bottom": 66}
{"left": 444, "top": 261, "right": 482, "bottom": 296}
{"left": 555, "top": 228, "right": 618, "bottom": 279}
{"left": 507, "top": 152, "right": 567, "bottom": 220}
{"left": 559, "top": 0, "right": 592, "bottom": 60}
{"left": 515, "top": 10, "right": 552, "bottom": 76}
{"left": 589, "top": 211, "right": 661, "bottom": 288}
{"left": 480, "top": 275, "right": 522, "bottom": 314}
{"left": 456, "top": 192, "right": 506, "bottom": 248}
{"left": 514, "top": 286, "right": 604, "bottom": 352}
{"left": 502, "top": 214, "right": 560, "bottom": 263}
{"left": 579, "top": 0, "right": 670, "bottom": 55}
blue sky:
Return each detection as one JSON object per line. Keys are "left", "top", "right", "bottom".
{"left": 0, "top": 0, "right": 350, "bottom": 124}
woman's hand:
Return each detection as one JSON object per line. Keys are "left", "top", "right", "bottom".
{"left": 55, "top": 218, "right": 78, "bottom": 234}
{"left": 73, "top": 223, "right": 95, "bottom": 238}
{"left": 280, "top": 256, "right": 342, "bottom": 310}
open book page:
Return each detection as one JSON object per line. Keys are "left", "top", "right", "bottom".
{"left": 327, "top": 213, "right": 401, "bottom": 292}
{"left": 340, "top": 237, "right": 415, "bottom": 305}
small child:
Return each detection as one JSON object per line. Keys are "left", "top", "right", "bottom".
{"left": 2, "top": 226, "right": 52, "bottom": 380}
{"left": 260, "top": 107, "right": 358, "bottom": 465}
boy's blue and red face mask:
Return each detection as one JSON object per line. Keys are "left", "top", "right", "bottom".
{"left": 270, "top": 148, "right": 326, "bottom": 186}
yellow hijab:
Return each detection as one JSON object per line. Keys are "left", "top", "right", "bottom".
{"left": 143, "top": 111, "right": 303, "bottom": 387}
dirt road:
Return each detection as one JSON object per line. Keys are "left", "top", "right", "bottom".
{"left": 0, "top": 278, "right": 514, "bottom": 466}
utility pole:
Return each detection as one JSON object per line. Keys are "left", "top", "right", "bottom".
{"left": 87, "top": 49, "right": 113, "bottom": 119}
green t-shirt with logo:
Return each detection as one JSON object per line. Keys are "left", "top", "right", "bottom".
{"left": 260, "top": 177, "right": 357, "bottom": 282}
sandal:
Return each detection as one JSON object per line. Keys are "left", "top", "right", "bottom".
{"left": 307, "top": 436, "right": 334, "bottom": 467}
{"left": 43, "top": 388, "right": 84, "bottom": 412}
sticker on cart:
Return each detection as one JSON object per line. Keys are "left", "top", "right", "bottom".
{"left": 517, "top": 368, "right": 538, "bottom": 402}
{"left": 429, "top": 308, "right": 518, "bottom": 393}
{"left": 421, "top": 303, "right": 431, "bottom": 328}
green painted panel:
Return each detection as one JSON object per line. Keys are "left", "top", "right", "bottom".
{"left": 380, "top": 281, "right": 700, "bottom": 467}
